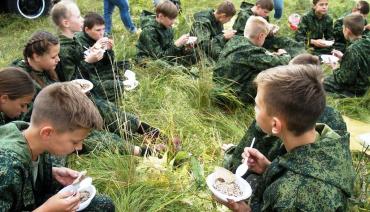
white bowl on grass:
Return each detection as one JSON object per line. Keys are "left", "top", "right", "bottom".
{"left": 206, "top": 172, "right": 252, "bottom": 202}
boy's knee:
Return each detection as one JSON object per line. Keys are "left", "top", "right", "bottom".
{"left": 84, "top": 194, "right": 115, "bottom": 212}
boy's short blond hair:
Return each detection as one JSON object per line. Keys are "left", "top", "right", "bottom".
{"left": 50, "top": 0, "right": 78, "bottom": 27}
{"left": 256, "top": 0, "right": 274, "bottom": 11}
{"left": 254, "top": 65, "right": 326, "bottom": 136}
{"left": 215, "top": 1, "right": 236, "bottom": 17}
{"left": 244, "top": 16, "right": 270, "bottom": 39}
{"left": 156, "top": 0, "right": 178, "bottom": 19}
{"left": 31, "top": 82, "right": 103, "bottom": 132}
{"left": 344, "top": 13, "right": 365, "bottom": 36}
{"left": 289, "top": 53, "right": 320, "bottom": 66}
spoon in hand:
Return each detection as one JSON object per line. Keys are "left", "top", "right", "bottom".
{"left": 235, "top": 137, "right": 255, "bottom": 177}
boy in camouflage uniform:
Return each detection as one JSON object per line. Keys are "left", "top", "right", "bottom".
{"left": 189, "top": 1, "right": 236, "bottom": 61}
{"left": 213, "top": 16, "right": 290, "bottom": 104}
{"left": 333, "top": 0, "right": 369, "bottom": 52}
{"left": 0, "top": 83, "right": 115, "bottom": 211}
{"left": 217, "top": 64, "right": 354, "bottom": 211}
{"left": 324, "top": 14, "right": 370, "bottom": 97}
{"left": 233, "top": 0, "right": 305, "bottom": 57}
{"left": 295, "top": 0, "right": 334, "bottom": 55}
{"left": 136, "top": 0, "right": 195, "bottom": 65}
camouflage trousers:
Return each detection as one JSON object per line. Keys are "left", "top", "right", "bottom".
{"left": 83, "top": 194, "right": 115, "bottom": 212}
{"left": 324, "top": 75, "right": 360, "bottom": 97}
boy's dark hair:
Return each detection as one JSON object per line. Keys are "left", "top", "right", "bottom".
{"left": 24, "top": 31, "right": 59, "bottom": 62}
{"left": 216, "top": 1, "right": 236, "bottom": 17}
{"left": 356, "top": 0, "right": 369, "bottom": 15}
{"left": 255, "top": 0, "right": 274, "bottom": 11}
{"left": 50, "top": 0, "right": 77, "bottom": 27}
{"left": 254, "top": 65, "right": 326, "bottom": 136}
{"left": 0, "top": 67, "right": 35, "bottom": 100}
{"left": 83, "top": 12, "right": 105, "bottom": 30}
{"left": 290, "top": 54, "right": 320, "bottom": 66}
{"left": 344, "top": 13, "right": 365, "bottom": 36}
{"left": 31, "top": 82, "right": 103, "bottom": 132}
{"left": 155, "top": 0, "right": 178, "bottom": 19}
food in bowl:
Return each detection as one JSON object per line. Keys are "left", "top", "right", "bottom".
{"left": 79, "top": 190, "right": 91, "bottom": 203}
{"left": 213, "top": 177, "right": 243, "bottom": 197}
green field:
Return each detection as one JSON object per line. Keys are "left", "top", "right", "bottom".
{"left": 0, "top": 0, "right": 369, "bottom": 211}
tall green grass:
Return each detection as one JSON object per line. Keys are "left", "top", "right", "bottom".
{"left": 0, "top": 0, "right": 369, "bottom": 210}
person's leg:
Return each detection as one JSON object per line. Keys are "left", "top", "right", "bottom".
{"left": 273, "top": 0, "right": 284, "bottom": 19}
{"left": 114, "top": 0, "right": 137, "bottom": 32}
{"left": 83, "top": 194, "right": 115, "bottom": 212}
{"left": 104, "top": 0, "right": 115, "bottom": 33}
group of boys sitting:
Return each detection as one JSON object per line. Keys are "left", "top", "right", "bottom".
{"left": 0, "top": 0, "right": 368, "bottom": 211}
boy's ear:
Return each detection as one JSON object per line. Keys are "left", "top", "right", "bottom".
{"left": 0, "top": 95, "right": 9, "bottom": 104}
{"left": 271, "top": 117, "right": 282, "bottom": 135}
{"left": 62, "top": 19, "right": 69, "bottom": 28}
{"left": 40, "top": 126, "right": 55, "bottom": 139}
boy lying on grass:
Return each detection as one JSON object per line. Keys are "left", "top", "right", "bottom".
{"left": 0, "top": 82, "right": 115, "bottom": 211}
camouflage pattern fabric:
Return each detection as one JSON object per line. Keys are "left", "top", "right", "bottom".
{"left": 136, "top": 11, "right": 196, "bottom": 65}
{"left": 75, "top": 32, "right": 124, "bottom": 102}
{"left": 295, "top": 9, "right": 334, "bottom": 55}
{"left": 232, "top": 2, "right": 305, "bottom": 57}
{"left": 190, "top": 9, "right": 225, "bottom": 60}
{"left": 0, "top": 113, "right": 7, "bottom": 126}
{"left": 224, "top": 106, "right": 347, "bottom": 173}
{"left": 251, "top": 124, "right": 354, "bottom": 211}
{"left": 0, "top": 122, "right": 115, "bottom": 211}
{"left": 213, "top": 35, "right": 290, "bottom": 104}
{"left": 333, "top": 15, "right": 368, "bottom": 53}
{"left": 324, "top": 37, "right": 370, "bottom": 97}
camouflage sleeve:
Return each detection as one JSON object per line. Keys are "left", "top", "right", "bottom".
{"left": 58, "top": 47, "right": 82, "bottom": 81}
{"left": 325, "top": 17, "right": 334, "bottom": 40}
{"left": 138, "top": 27, "right": 183, "bottom": 59}
{"left": 295, "top": 15, "right": 310, "bottom": 44}
{"left": 248, "top": 50, "right": 291, "bottom": 72}
{"left": 232, "top": 12, "right": 248, "bottom": 35}
{"left": 333, "top": 19, "right": 343, "bottom": 42}
{"left": 0, "top": 154, "right": 23, "bottom": 210}
{"left": 333, "top": 49, "right": 360, "bottom": 85}
{"left": 191, "top": 22, "right": 226, "bottom": 59}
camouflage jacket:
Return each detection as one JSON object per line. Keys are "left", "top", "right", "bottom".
{"left": 58, "top": 34, "right": 89, "bottom": 81}
{"left": 232, "top": 2, "right": 269, "bottom": 36}
{"left": 136, "top": 12, "right": 184, "bottom": 61}
{"left": 213, "top": 36, "right": 290, "bottom": 103}
{"left": 190, "top": 9, "right": 225, "bottom": 60}
{"left": 295, "top": 9, "right": 334, "bottom": 46}
{"left": 226, "top": 106, "right": 347, "bottom": 173}
{"left": 324, "top": 37, "right": 370, "bottom": 96}
{"left": 0, "top": 112, "right": 6, "bottom": 126}
{"left": 252, "top": 124, "right": 354, "bottom": 211}
{"left": 0, "top": 122, "right": 55, "bottom": 211}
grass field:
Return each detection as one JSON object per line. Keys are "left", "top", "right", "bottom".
{"left": 0, "top": 0, "right": 369, "bottom": 211}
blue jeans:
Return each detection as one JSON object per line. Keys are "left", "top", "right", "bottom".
{"left": 273, "top": 0, "right": 284, "bottom": 19}
{"left": 104, "top": 0, "right": 136, "bottom": 33}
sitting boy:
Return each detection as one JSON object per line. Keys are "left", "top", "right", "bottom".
{"left": 75, "top": 12, "right": 124, "bottom": 101}
{"left": 136, "top": 0, "right": 195, "bottom": 65}
{"left": 0, "top": 82, "right": 114, "bottom": 211}
{"left": 190, "top": 0, "right": 236, "bottom": 60}
{"left": 233, "top": 0, "right": 305, "bottom": 57}
{"left": 295, "top": 0, "right": 334, "bottom": 55}
{"left": 213, "top": 16, "right": 290, "bottom": 104}
{"left": 333, "top": 0, "right": 369, "bottom": 52}
{"left": 324, "top": 14, "right": 370, "bottom": 97}
{"left": 219, "top": 64, "right": 354, "bottom": 211}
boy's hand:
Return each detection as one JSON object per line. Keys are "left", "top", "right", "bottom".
{"left": 35, "top": 191, "right": 81, "bottom": 212}
{"left": 364, "top": 24, "right": 370, "bottom": 31}
{"left": 85, "top": 48, "right": 104, "bottom": 63}
{"left": 331, "top": 49, "right": 343, "bottom": 60}
{"left": 242, "top": 147, "right": 271, "bottom": 174}
{"left": 52, "top": 167, "right": 79, "bottom": 186}
{"left": 106, "top": 38, "right": 114, "bottom": 50}
{"left": 212, "top": 195, "right": 251, "bottom": 212}
{"left": 223, "top": 29, "right": 236, "bottom": 40}
{"left": 310, "top": 39, "right": 327, "bottom": 48}
{"left": 175, "top": 34, "right": 190, "bottom": 47}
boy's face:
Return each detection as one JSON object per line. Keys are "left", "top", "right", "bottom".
{"left": 46, "top": 128, "right": 90, "bottom": 155}
{"left": 157, "top": 14, "right": 176, "bottom": 28}
{"left": 85, "top": 24, "right": 105, "bottom": 41}
{"left": 255, "top": 5, "right": 271, "bottom": 17}
{"left": 33, "top": 44, "right": 60, "bottom": 71}
{"left": 217, "top": 13, "right": 233, "bottom": 24}
{"left": 254, "top": 86, "right": 273, "bottom": 134}
{"left": 313, "top": 0, "right": 329, "bottom": 16}
{"left": 0, "top": 94, "right": 33, "bottom": 119}
{"left": 66, "top": 5, "right": 83, "bottom": 32}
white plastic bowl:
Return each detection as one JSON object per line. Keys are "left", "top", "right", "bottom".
{"left": 358, "top": 133, "right": 370, "bottom": 148}
{"left": 320, "top": 40, "right": 335, "bottom": 47}
{"left": 206, "top": 172, "right": 252, "bottom": 202}
{"left": 320, "top": 54, "right": 339, "bottom": 64}
{"left": 186, "top": 36, "right": 198, "bottom": 45}
{"left": 71, "top": 79, "right": 94, "bottom": 93}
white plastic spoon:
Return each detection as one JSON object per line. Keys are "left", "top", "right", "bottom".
{"left": 235, "top": 137, "right": 255, "bottom": 177}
